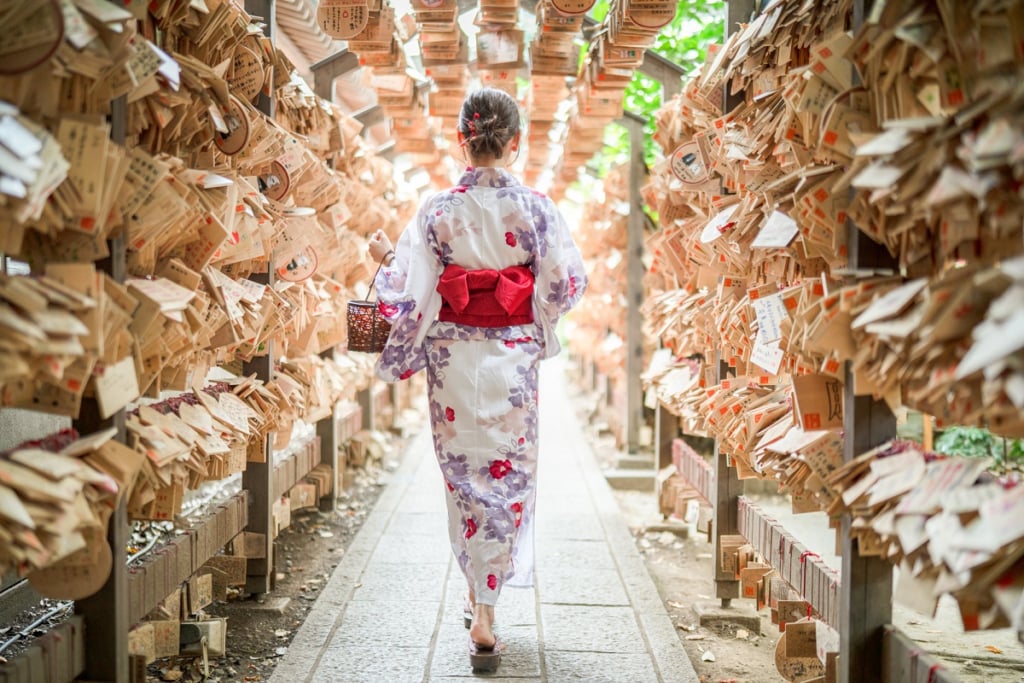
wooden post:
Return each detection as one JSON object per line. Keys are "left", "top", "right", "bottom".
{"left": 242, "top": 0, "right": 276, "bottom": 597}
{"left": 358, "top": 386, "right": 374, "bottom": 431}
{"left": 317, "top": 349, "right": 339, "bottom": 512}
{"left": 711, "top": 357, "right": 741, "bottom": 605}
{"left": 707, "top": 0, "right": 757, "bottom": 609}
{"left": 839, "top": 231, "right": 897, "bottom": 682}
{"left": 839, "top": 1, "right": 896, "bottom": 670}
{"left": 654, "top": 402, "right": 676, "bottom": 471}
{"left": 72, "top": 96, "right": 129, "bottom": 683}
{"left": 839, "top": 390, "right": 895, "bottom": 683}
{"left": 624, "top": 112, "right": 646, "bottom": 454}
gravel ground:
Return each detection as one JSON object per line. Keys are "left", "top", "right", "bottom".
{"left": 145, "top": 459, "right": 393, "bottom": 683}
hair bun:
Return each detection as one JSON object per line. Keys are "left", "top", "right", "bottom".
{"left": 459, "top": 89, "right": 520, "bottom": 162}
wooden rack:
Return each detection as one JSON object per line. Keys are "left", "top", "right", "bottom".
{"left": 0, "top": 0, "right": 409, "bottom": 676}
{"left": 647, "top": 1, "right": 1011, "bottom": 682}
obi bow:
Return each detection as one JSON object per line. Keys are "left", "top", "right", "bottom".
{"left": 436, "top": 264, "right": 535, "bottom": 317}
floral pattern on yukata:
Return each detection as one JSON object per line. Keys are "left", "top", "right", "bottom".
{"left": 371, "top": 167, "right": 586, "bottom": 605}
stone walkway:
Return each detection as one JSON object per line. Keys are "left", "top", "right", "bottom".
{"left": 271, "top": 362, "right": 699, "bottom": 683}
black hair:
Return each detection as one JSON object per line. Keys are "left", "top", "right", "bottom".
{"left": 458, "top": 88, "right": 520, "bottom": 162}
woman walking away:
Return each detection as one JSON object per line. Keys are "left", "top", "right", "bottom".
{"left": 367, "top": 88, "right": 587, "bottom": 672}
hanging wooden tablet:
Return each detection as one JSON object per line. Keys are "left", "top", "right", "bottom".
{"left": 229, "top": 44, "right": 265, "bottom": 102}
{"left": 213, "top": 95, "right": 251, "bottom": 156}
{"left": 317, "top": 0, "right": 370, "bottom": 41}
{"left": 0, "top": 0, "right": 65, "bottom": 76}
{"left": 259, "top": 160, "right": 290, "bottom": 201}
{"left": 29, "top": 530, "right": 113, "bottom": 601}
{"left": 670, "top": 141, "right": 710, "bottom": 186}
{"left": 550, "top": 0, "right": 595, "bottom": 17}
{"left": 276, "top": 246, "right": 319, "bottom": 283}
{"left": 625, "top": 0, "right": 677, "bottom": 30}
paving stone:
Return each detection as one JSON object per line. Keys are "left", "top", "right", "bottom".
{"left": 313, "top": 644, "right": 430, "bottom": 682}
{"left": 371, "top": 532, "right": 452, "bottom": 565}
{"left": 543, "top": 651, "right": 659, "bottom": 683}
{"left": 386, "top": 511, "right": 450, "bottom": 537}
{"left": 494, "top": 587, "right": 538, "bottom": 627}
{"left": 534, "top": 512, "right": 605, "bottom": 541}
{"left": 431, "top": 625, "right": 540, "bottom": 679}
{"left": 444, "top": 572, "right": 470, "bottom": 606}
{"left": 327, "top": 600, "right": 441, "bottom": 649}
{"left": 272, "top": 364, "right": 701, "bottom": 683}
{"left": 396, "top": 493, "right": 445, "bottom": 514}
{"left": 429, "top": 678, "right": 542, "bottom": 682}
{"left": 536, "top": 493, "right": 592, "bottom": 513}
{"left": 541, "top": 604, "right": 646, "bottom": 653}
{"left": 350, "top": 562, "right": 448, "bottom": 603}
{"left": 535, "top": 539, "right": 616, "bottom": 571}
{"left": 637, "top": 613, "right": 702, "bottom": 683}
{"left": 536, "top": 566, "right": 630, "bottom": 606}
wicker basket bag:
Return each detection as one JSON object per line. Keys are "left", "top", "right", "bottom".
{"left": 346, "top": 262, "right": 392, "bottom": 353}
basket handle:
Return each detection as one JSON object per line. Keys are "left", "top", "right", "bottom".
{"left": 364, "top": 259, "right": 386, "bottom": 302}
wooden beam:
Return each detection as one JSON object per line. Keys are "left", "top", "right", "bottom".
{"left": 377, "top": 140, "right": 397, "bottom": 160}
{"left": 310, "top": 49, "right": 360, "bottom": 101}
{"left": 353, "top": 104, "right": 388, "bottom": 129}
{"left": 639, "top": 50, "right": 686, "bottom": 98}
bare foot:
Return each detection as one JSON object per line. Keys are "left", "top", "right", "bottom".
{"left": 469, "top": 604, "right": 495, "bottom": 648}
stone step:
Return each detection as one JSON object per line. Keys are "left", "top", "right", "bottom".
{"left": 604, "top": 468, "right": 657, "bottom": 491}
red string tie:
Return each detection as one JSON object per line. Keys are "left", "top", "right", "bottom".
{"left": 799, "top": 551, "right": 820, "bottom": 611}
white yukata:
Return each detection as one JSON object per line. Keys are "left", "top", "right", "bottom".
{"left": 374, "top": 166, "right": 587, "bottom": 605}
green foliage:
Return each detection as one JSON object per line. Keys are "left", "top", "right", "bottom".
{"left": 934, "top": 426, "right": 1024, "bottom": 472}
{"left": 583, "top": 0, "right": 726, "bottom": 174}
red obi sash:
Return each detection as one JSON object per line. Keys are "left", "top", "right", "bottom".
{"left": 436, "top": 264, "right": 534, "bottom": 327}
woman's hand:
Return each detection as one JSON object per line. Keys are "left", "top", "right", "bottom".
{"left": 368, "top": 229, "right": 394, "bottom": 264}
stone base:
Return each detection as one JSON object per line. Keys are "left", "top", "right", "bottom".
{"left": 641, "top": 519, "right": 691, "bottom": 539}
{"left": 616, "top": 454, "right": 655, "bottom": 470}
{"left": 693, "top": 600, "right": 761, "bottom": 634}
{"left": 237, "top": 596, "right": 291, "bottom": 614}
{"left": 604, "top": 469, "right": 657, "bottom": 491}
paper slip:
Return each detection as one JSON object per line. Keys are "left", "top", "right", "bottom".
{"left": 700, "top": 204, "right": 739, "bottom": 243}
{"left": 749, "top": 335, "right": 784, "bottom": 375}
{"left": 0, "top": 114, "right": 43, "bottom": 159}
{"left": 751, "top": 291, "right": 787, "bottom": 342}
{"left": 751, "top": 210, "right": 799, "bottom": 249}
